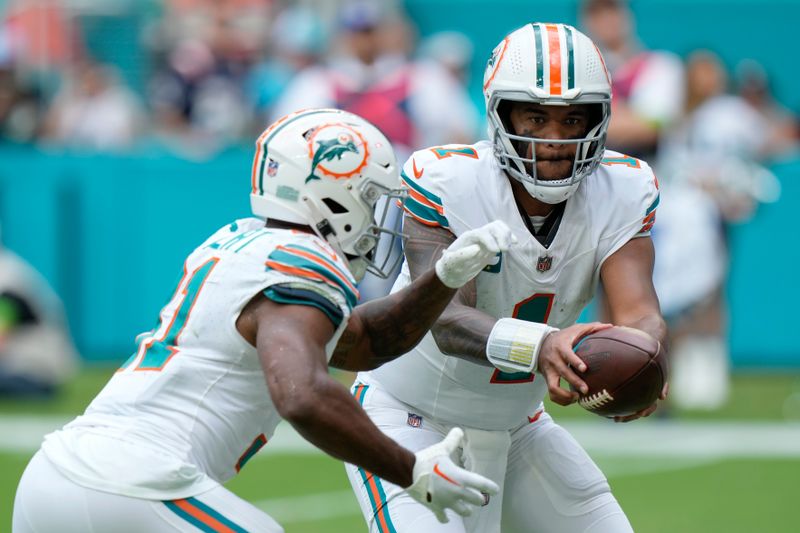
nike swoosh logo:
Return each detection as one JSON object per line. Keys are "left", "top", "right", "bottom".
{"left": 433, "top": 463, "right": 460, "bottom": 486}
{"left": 412, "top": 158, "right": 424, "bottom": 179}
{"left": 527, "top": 410, "right": 543, "bottom": 424}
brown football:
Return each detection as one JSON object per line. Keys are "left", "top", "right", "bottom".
{"left": 570, "top": 326, "right": 667, "bottom": 417}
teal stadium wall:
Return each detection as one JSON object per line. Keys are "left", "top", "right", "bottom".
{"left": 1, "top": 147, "right": 798, "bottom": 367}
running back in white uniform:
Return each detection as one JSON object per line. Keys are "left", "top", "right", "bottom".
{"left": 41, "top": 218, "right": 357, "bottom": 500}
{"left": 364, "top": 141, "right": 660, "bottom": 430}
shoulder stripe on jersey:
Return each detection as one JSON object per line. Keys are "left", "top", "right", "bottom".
{"left": 265, "top": 285, "right": 345, "bottom": 327}
{"left": 278, "top": 244, "right": 358, "bottom": 294}
{"left": 402, "top": 198, "right": 450, "bottom": 228}
{"left": 266, "top": 246, "right": 358, "bottom": 307}
{"left": 400, "top": 171, "right": 444, "bottom": 208}
{"left": 164, "top": 497, "right": 248, "bottom": 533}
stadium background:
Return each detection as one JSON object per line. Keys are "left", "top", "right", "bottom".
{"left": 1, "top": 0, "right": 799, "bottom": 532}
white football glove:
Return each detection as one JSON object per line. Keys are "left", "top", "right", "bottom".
{"left": 406, "top": 428, "right": 500, "bottom": 523}
{"left": 435, "top": 221, "right": 516, "bottom": 289}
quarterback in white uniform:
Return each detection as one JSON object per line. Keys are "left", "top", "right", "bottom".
{"left": 13, "top": 109, "right": 509, "bottom": 532}
{"left": 346, "top": 24, "right": 667, "bottom": 533}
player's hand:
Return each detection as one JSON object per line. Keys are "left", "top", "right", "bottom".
{"left": 613, "top": 381, "right": 669, "bottom": 423}
{"left": 406, "top": 427, "right": 500, "bottom": 523}
{"left": 539, "top": 322, "right": 613, "bottom": 406}
{"left": 435, "top": 221, "right": 516, "bottom": 289}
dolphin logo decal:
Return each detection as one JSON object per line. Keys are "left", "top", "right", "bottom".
{"left": 306, "top": 134, "right": 359, "bottom": 183}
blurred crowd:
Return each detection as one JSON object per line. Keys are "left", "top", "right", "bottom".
{"left": 0, "top": 0, "right": 479, "bottom": 158}
{"left": 1, "top": 0, "right": 799, "bottom": 406}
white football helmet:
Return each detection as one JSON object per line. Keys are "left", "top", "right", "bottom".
{"left": 250, "top": 108, "right": 405, "bottom": 281}
{"left": 483, "top": 23, "right": 612, "bottom": 204}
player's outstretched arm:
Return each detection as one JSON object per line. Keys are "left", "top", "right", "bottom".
{"left": 600, "top": 236, "right": 669, "bottom": 421}
{"left": 402, "top": 215, "right": 507, "bottom": 364}
{"left": 329, "top": 220, "right": 514, "bottom": 371}
{"left": 247, "top": 297, "right": 498, "bottom": 522}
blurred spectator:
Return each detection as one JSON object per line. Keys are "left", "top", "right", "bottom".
{"left": 148, "top": 38, "right": 247, "bottom": 155}
{"left": 42, "top": 60, "right": 143, "bottom": 151}
{"left": 271, "top": 0, "right": 478, "bottom": 159}
{"left": 660, "top": 51, "right": 780, "bottom": 220}
{"left": 0, "top": 65, "right": 44, "bottom": 144}
{"left": 246, "top": 5, "right": 327, "bottom": 131}
{"left": 653, "top": 50, "right": 781, "bottom": 410}
{"left": 735, "top": 59, "right": 800, "bottom": 159}
{"left": 147, "top": 1, "right": 270, "bottom": 155}
{"left": 418, "top": 30, "right": 475, "bottom": 86}
{"left": 580, "top": 0, "right": 684, "bottom": 160}
{"left": 271, "top": 1, "right": 478, "bottom": 301}
{"left": 0, "top": 235, "right": 78, "bottom": 397}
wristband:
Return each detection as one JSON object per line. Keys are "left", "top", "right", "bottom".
{"left": 486, "top": 318, "right": 558, "bottom": 374}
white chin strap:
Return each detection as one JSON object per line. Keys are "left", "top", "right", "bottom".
{"left": 522, "top": 180, "right": 580, "bottom": 204}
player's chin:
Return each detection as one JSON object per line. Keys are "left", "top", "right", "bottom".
{"left": 535, "top": 160, "right": 573, "bottom": 180}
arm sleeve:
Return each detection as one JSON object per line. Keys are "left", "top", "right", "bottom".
{"left": 596, "top": 160, "right": 661, "bottom": 268}
{"left": 264, "top": 284, "right": 345, "bottom": 328}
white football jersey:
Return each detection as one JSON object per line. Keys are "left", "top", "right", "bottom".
{"left": 42, "top": 218, "right": 357, "bottom": 499}
{"left": 364, "top": 141, "right": 659, "bottom": 430}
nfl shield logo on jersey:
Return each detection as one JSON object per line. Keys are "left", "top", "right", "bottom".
{"left": 536, "top": 255, "right": 552, "bottom": 273}
{"left": 407, "top": 413, "right": 423, "bottom": 428}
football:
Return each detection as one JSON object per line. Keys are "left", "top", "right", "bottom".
{"left": 571, "top": 326, "right": 667, "bottom": 417}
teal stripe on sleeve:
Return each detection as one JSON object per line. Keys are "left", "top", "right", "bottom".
{"left": 403, "top": 197, "right": 450, "bottom": 228}
{"left": 264, "top": 285, "right": 344, "bottom": 327}
{"left": 400, "top": 171, "right": 444, "bottom": 207}
{"left": 282, "top": 244, "right": 356, "bottom": 290}
{"left": 266, "top": 249, "right": 358, "bottom": 308}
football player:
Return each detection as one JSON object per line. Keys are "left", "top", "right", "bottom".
{"left": 345, "top": 24, "right": 668, "bottom": 533}
{"left": 13, "top": 109, "right": 508, "bottom": 532}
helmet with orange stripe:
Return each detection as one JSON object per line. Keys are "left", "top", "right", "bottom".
{"left": 250, "top": 109, "right": 405, "bottom": 281}
{"left": 483, "top": 23, "right": 612, "bottom": 204}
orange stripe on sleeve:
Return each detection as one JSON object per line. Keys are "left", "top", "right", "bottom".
{"left": 276, "top": 246, "right": 358, "bottom": 295}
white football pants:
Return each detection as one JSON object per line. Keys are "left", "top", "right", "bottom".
{"left": 345, "top": 382, "right": 633, "bottom": 533}
{"left": 13, "top": 451, "right": 283, "bottom": 532}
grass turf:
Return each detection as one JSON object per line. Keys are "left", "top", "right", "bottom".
{"left": 2, "top": 367, "right": 799, "bottom": 531}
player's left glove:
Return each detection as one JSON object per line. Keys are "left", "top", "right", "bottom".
{"left": 435, "top": 221, "right": 516, "bottom": 289}
{"left": 406, "top": 427, "right": 500, "bottom": 523}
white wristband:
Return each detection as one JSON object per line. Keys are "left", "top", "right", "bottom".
{"left": 486, "top": 318, "right": 558, "bottom": 374}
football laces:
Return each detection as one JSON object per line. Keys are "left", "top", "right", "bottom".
{"left": 579, "top": 389, "right": 614, "bottom": 410}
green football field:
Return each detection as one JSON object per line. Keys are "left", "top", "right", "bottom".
{"left": 2, "top": 367, "right": 799, "bottom": 532}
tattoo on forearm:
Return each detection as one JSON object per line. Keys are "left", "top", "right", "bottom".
{"left": 401, "top": 216, "right": 495, "bottom": 365}
{"left": 329, "top": 329, "right": 358, "bottom": 368}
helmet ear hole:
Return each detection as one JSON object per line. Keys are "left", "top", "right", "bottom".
{"left": 344, "top": 224, "right": 352, "bottom": 232}
{"left": 321, "top": 198, "right": 349, "bottom": 214}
